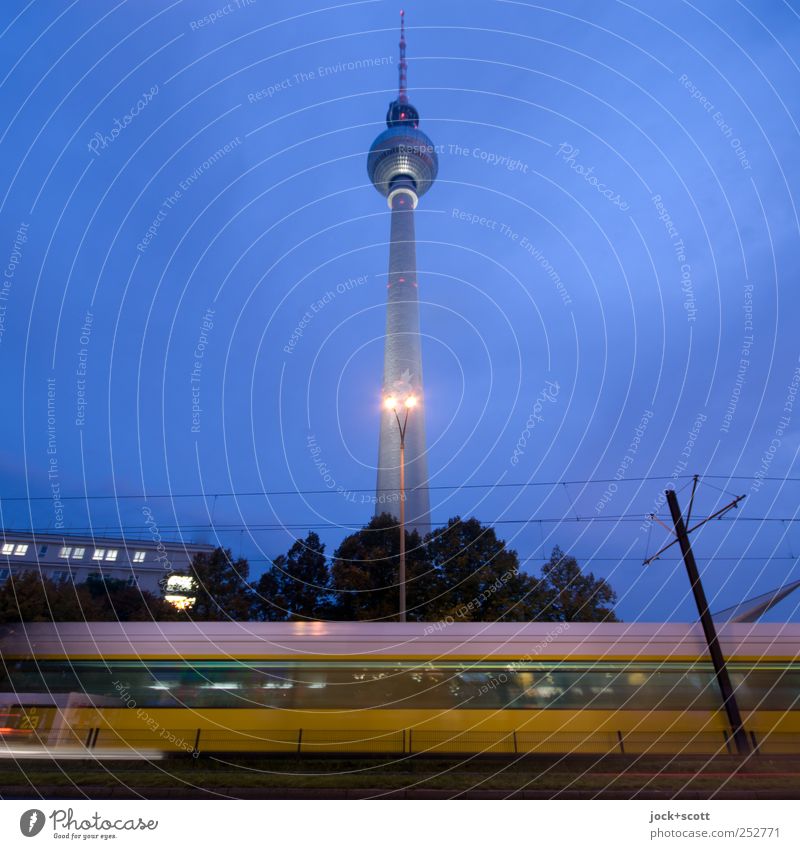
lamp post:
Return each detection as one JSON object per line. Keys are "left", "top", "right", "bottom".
{"left": 383, "top": 393, "right": 417, "bottom": 622}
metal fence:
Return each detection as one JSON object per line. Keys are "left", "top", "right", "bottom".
{"left": 5, "top": 706, "right": 797, "bottom": 756}
{"left": 57, "top": 726, "right": 797, "bottom": 756}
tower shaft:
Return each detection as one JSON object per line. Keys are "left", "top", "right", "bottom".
{"left": 375, "top": 188, "right": 431, "bottom": 533}
{"left": 368, "top": 12, "right": 437, "bottom": 536}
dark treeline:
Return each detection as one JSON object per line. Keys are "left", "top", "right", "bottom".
{"left": 0, "top": 514, "right": 618, "bottom": 623}
{"left": 0, "top": 574, "right": 178, "bottom": 623}
{"left": 195, "top": 514, "right": 618, "bottom": 623}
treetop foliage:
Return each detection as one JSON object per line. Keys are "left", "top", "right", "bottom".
{"left": 0, "top": 520, "right": 619, "bottom": 624}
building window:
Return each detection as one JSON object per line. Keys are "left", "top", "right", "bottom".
{"left": 165, "top": 594, "right": 196, "bottom": 611}
{"left": 1, "top": 544, "right": 14, "bottom": 555}
{"left": 132, "top": 551, "right": 146, "bottom": 563}
{"left": 105, "top": 550, "right": 118, "bottom": 561}
{"left": 14, "top": 545, "right": 28, "bottom": 556}
{"left": 164, "top": 574, "right": 196, "bottom": 610}
{"left": 0, "top": 568, "right": 9, "bottom": 582}
{"left": 51, "top": 571, "right": 68, "bottom": 583}
{"left": 73, "top": 547, "right": 85, "bottom": 559}
{"left": 166, "top": 574, "right": 195, "bottom": 592}
{"left": 39, "top": 545, "right": 48, "bottom": 555}
{"left": 92, "top": 549, "right": 105, "bottom": 561}
{"left": 59, "top": 547, "right": 72, "bottom": 558}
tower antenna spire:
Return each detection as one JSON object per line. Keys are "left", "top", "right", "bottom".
{"left": 398, "top": 10, "right": 408, "bottom": 103}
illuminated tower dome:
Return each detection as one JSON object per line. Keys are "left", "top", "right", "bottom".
{"left": 367, "top": 11, "right": 437, "bottom": 534}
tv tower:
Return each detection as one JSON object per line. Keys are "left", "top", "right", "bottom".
{"left": 367, "top": 11, "right": 437, "bottom": 535}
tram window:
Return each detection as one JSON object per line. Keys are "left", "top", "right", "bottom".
{"left": 1, "top": 661, "right": 799, "bottom": 713}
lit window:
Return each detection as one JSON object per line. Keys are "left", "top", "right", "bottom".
{"left": 132, "top": 551, "right": 146, "bottom": 563}
{"left": 92, "top": 549, "right": 105, "bottom": 560}
{"left": 1, "top": 544, "right": 13, "bottom": 555}
{"left": 166, "top": 574, "right": 194, "bottom": 592}
{"left": 14, "top": 545, "right": 28, "bottom": 556}
{"left": 105, "top": 550, "right": 118, "bottom": 561}
{"left": 59, "top": 547, "right": 72, "bottom": 558}
{"left": 165, "top": 595, "right": 196, "bottom": 611}
{"left": 72, "top": 547, "right": 85, "bottom": 559}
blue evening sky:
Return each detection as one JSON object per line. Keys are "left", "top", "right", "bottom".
{"left": 1, "top": 0, "right": 800, "bottom": 621}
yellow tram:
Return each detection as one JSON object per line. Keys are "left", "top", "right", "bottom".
{"left": 1, "top": 621, "right": 798, "bottom": 755}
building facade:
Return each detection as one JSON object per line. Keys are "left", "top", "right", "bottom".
{"left": 0, "top": 530, "right": 213, "bottom": 599}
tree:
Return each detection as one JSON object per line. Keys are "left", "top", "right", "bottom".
{"left": 253, "top": 532, "right": 331, "bottom": 621}
{"left": 424, "top": 517, "right": 545, "bottom": 621}
{"left": 0, "top": 573, "right": 93, "bottom": 622}
{"left": 187, "top": 547, "right": 252, "bottom": 620}
{"left": 325, "top": 516, "right": 623, "bottom": 623}
{"left": 329, "top": 513, "right": 432, "bottom": 621}
{"left": 539, "top": 546, "right": 618, "bottom": 622}
{"left": 84, "top": 575, "right": 178, "bottom": 621}
{"left": 0, "top": 573, "right": 176, "bottom": 622}
{"left": 252, "top": 554, "right": 290, "bottom": 621}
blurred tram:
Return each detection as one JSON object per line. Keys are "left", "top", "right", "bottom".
{"left": 1, "top": 621, "right": 799, "bottom": 755}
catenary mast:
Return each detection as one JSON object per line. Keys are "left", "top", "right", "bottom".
{"left": 367, "top": 11, "right": 437, "bottom": 535}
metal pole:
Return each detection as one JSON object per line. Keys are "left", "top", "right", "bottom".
{"left": 666, "top": 489, "right": 750, "bottom": 755}
{"left": 388, "top": 402, "right": 412, "bottom": 621}
{"left": 398, "top": 426, "right": 406, "bottom": 622}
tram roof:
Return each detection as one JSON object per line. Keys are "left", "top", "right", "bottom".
{"left": 1, "top": 621, "right": 799, "bottom": 661}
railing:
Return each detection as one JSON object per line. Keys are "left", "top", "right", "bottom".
{"left": 5, "top": 709, "right": 797, "bottom": 756}
{"left": 52, "top": 726, "right": 798, "bottom": 756}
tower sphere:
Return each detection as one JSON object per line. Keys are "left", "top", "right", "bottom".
{"left": 367, "top": 121, "right": 438, "bottom": 201}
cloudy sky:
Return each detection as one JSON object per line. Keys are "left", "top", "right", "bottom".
{"left": 2, "top": 0, "right": 800, "bottom": 621}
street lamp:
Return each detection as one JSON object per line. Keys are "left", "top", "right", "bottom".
{"left": 384, "top": 393, "right": 417, "bottom": 622}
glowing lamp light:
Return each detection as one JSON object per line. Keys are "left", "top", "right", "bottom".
{"left": 384, "top": 396, "right": 398, "bottom": 410}
{"left": 165, "top": 595, "right": 195, "bottom": 611}
{"left": 405, "top": 395, "right": 418, "bottom": 408}
{"left": 166, "top": 574, "right": 194, "bottom": 592}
